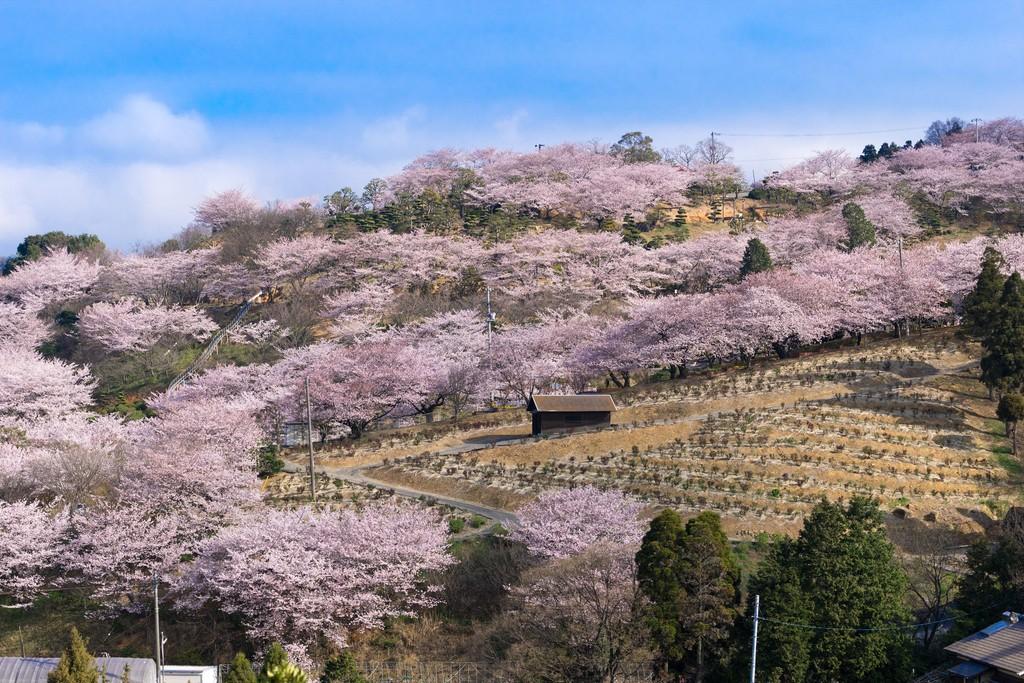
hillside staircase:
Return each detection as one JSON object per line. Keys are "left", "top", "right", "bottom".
{"left": 167, "top": 290, "right": 262, "bottom": 392}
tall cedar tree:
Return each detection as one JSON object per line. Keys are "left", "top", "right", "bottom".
{"left": 962, "top": 247, "right": 1006, "bottom": 338}
{"left": 981, "top": 273, "right": 1024, "bottom": 394}
{"left": 225, "top": 653, "right": 257, "bottom": 683}
{"left": 748, "top": 498, "right": 911, "bottom": 683}
{"left": 996, "top": 393, "right": 1024, "bottom": 456}
{"left": 636, "top": 510, "right": 740, "bottom": 682}
{"left": 47, "top": 627, "right": 98, "bottom": 683}
{"left": 841, "top": 202, "right": 877, "bottom": 251}
{"left": 739, "top": 238, "right": 772, "bottom": 279}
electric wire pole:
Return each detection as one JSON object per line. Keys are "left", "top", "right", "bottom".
{"left": 972, "top": 118, "right": 982, "bottom": 143}
{"left": 304, "top": 377, "right": 317, "bottom": 503}
{"left": 153, "top": 575, "right": 163, "bottom": 683}
{"left": 486, "top": 286, "right": 496, "bottom": 406}
{"left": 750, "top": 594, "right": 760, "bottom": 683}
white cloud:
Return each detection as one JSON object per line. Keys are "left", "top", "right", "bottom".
{"left": 81, "top": 94, "right": 210, "bottom": 159}
{"left": 494, "top": 108, "right": 528, "bottom": 144}
{"left": 360, "top": 106, "right": 425, "bottom": 150}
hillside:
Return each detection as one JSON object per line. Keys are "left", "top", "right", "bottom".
{"left": 3, "top": 118, "right": 1024, "bottom": 679}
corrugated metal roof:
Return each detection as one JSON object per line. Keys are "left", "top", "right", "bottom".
{"left": 530, "top": 394, "right": 617, "bottom": 413}
{"left": 0, "top": 658, "right": 156, "bottom": 683}
{"left": 945, "top": 620, "right": 1024, "bottom": 675}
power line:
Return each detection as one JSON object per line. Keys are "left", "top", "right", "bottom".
{"left": 751, "top": 614, "right": 956, "bottom": 633}
{"left": 734, "top": 156, "right": 809, "bottom": 163}
{"left": 718, "top": 127, "right": 922, "bottom": 138}
{"left": 749, "top": 602, "right": 1006, "bottom": 633}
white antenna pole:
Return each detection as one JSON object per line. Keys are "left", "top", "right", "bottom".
{"left": 750, "top": 594, "right": 760, "bottom": 683}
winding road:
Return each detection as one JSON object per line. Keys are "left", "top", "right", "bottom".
{"left": 282, "top": 459, "right": 521, "bottom": 529}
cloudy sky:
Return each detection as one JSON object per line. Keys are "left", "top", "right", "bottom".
{"left": 0, "top": 0, "right": 1022, "bottom": 253}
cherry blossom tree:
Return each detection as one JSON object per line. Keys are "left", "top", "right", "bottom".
{"left": 193, "top": 189, "right": 260, "bottom": 234}
{"left": 767, "top": 149, "right": 857, "bottom": 196}
{"left": 77, "top": 298, "right": 218, "bottom": 353}
{"left": 176, "top": 503, "right": 453, "bottom": 662}
{"left": 0, "top": 501, "right": 66, "bottom": 604}
{"left": 0, "top": 348, "right": 95, "bottom": 428}
{"left": 512, "top": 486, "right": 643, "bottom": 560}
{"left": 66, "top": 394, "right": 264, "bottom": 604}
{"left": 0, "top": 248, "right": 101, "bottom": 309}
{"left": 0, "top": 302, "right": 51, "bottom": 350}
{"left": 268, "top": 340, "right": 422, "bottom": 438}
{"left": 255, "top": 234, "right": 340, "bottom": 297}
{"left": 98, "top": 249, "right": 218, "bottom": 305}
{"left": 394, "top": 310, "right": 487, "bottom": 420}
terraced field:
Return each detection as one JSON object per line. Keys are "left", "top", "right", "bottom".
{"left": 360, "top": 331, "right": 1019, "bottom": 536}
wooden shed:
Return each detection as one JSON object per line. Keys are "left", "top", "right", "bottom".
{"left": 527, "top": 394, "right": 616, "bottom": 435}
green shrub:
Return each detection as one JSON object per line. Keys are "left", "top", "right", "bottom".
{"left": 469, "top": 514, "right": 487, "bottom": 528}
{"left": 448, "top": 517, "right": 466, "bottom": 534}
{"left": 257, "top": 446, "right": 285, "bottom": 478}
{"left": 225, "top": 654, "right": 257, "bottom": 683}
{"left": 319, "top": 652, "right": 366, "bottom": 683}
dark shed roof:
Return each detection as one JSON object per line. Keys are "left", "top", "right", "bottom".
{"left": 945, "top": 618, "right": 1024, "bottom": 675}
{"left": 529, "top": 394, "right": 617, "bottom": 413}
{"left": 0, "top": 658, "right": 156, "bottom": 683}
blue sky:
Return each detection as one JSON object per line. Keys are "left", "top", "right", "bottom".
{"left": 0, "top": 0, "right": 1021, "bottom": 251}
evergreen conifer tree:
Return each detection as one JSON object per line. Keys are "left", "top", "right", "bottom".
{"left": 739, "top": 238, "right": 772, "bottom": 278}
{"left": 981, "top": 273, "right": 1024, "bottom": 394}
{"left": 749, "top": 498, "right": 911, "bottom": 683}
{"left": 671, "top": 209, "right": 689, "bottom": 240}
{"left": 621, "top": 214, "right": 643, "bottom": 246}
{"left": 841, "top": 202, "right": 877, "bottom": 251}
{"left": 258, "top": 645, "right": 305, "bottom": 683}
{"left": 47, "top": 628, "right": 98, "bottom": 683}
{"left": 963, "top": 247, "right": 1006, "bottom": 338}
{"left": 636, "top": 510, "right": 740, "bottom": 682}
{"left": 225, "top": 653, "right": 257, "bottom": 683}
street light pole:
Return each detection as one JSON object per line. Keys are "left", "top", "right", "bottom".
{"left": 305, "top": 377, "right": 317, "bottom": 503}
{"left": 153, "top": 575, "right": 163, "bottom": 683}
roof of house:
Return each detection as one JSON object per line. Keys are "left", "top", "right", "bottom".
{"left": 529, "top": 394, "right": 617, "bottom": 413}
{"left": 0, "top": 658, "right": 156, "bottom": 683}
{"left": 945, "top": 618, "right": 1024, "bottom": 675}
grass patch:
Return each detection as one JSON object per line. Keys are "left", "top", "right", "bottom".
{"left": 992, "top": 450, "right": 1023, "bottom": 477}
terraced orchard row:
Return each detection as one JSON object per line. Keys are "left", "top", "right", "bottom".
{"left": 366, "top": 335, "right": 1014, "bottom": 536}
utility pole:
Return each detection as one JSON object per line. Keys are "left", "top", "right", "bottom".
{"left": 304, "top": 377, "right": 317, "bottom": 503}
{"left": 486, "top": 286, "right": 496, "bottom": 406}
{"left": 972, "top": 118, "right": 982, "bottom": 143}
{"left": 749, "top": 594, "right": 760, "bottom": 683}
{"left": 153, "top": 575, "right": 163, "bottom": 683}
{"left": 534, "top": 143, "right": 545, "bottom": 152}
